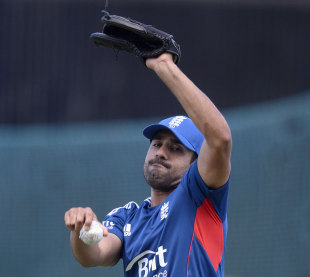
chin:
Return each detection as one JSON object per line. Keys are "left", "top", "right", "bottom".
{"left": 149, "top": 183, "right": 178, "bottom": 193}
{"left": 147, "top": 176, "right": 179, "bottom": 192}
{"left": 144, "top": 165, "right": 179, "bottom": 192}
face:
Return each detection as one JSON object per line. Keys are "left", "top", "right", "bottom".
{"left": 143, "top": 130, "right": 195, "bottom": 192}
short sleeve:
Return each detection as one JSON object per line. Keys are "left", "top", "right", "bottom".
{"left": 180, "top": 160, "right": 229, "bottom": 221}
{"left": 103, "top": 201, "right": 139, "bottom": 242}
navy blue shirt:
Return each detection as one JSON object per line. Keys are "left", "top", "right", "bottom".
{"left": 103, "top": 161, "right": 229, "bottom": 277}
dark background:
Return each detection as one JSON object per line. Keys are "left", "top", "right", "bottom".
{"left": 1, "top": 0, "right": 309, "bottom": 123}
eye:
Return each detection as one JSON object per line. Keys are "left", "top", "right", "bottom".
{"left": 170, "top": 144, "right": 183, "bottom": 152}
{"left": 152, "top": 141, "right": 161, "bottom": 148}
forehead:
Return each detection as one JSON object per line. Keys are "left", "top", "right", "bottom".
{"left": 152, "top": 130, "right": 181, "bottom": 143}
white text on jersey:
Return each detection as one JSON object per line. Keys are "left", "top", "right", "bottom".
{"left": 125, "top": 246, "right": 168, "bottom": 277}
{"left": 124, "top": 223, "right": 132, "bottom": 236}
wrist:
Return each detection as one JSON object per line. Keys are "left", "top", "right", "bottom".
{"left": 153, "top": 57, "right": 176, "bottom": 77}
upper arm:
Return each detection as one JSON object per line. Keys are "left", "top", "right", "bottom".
{"left": 197, "top": 138, "right": 232, "bottom": 189}
{"left": 97, "top": 201, "right": 139, "bottom": 266}
{"left": 97, "top": 232, "right": 122, "bottom": 267}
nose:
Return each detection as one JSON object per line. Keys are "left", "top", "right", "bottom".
{"left": 155, "top": 144, "right": 168, "bottom": 160}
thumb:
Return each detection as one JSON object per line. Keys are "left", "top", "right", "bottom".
{"left": 97, "top": 221, "right": 109, "bottom": 237}
{"left": 102, "top": 226, "right": 109, "bottom": 237}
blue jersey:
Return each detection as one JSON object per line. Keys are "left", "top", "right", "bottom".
{"left": 103, "top": 161, "right": 229, "bottom": 277}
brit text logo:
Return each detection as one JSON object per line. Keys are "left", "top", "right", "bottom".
{"left": 125, "top": 246, "right": 168, "bottom": 277}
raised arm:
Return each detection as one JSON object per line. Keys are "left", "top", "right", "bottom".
{"left": 146, "top": 53, "right": 232, "bottom": 189}
{"left": 64, "top": 207, "right": 122, "bottom": 267}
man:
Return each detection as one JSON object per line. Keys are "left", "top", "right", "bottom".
{"left": 64, "top": 52, "right": 232, "bottom": 276}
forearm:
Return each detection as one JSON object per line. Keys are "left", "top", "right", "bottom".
{"left": 70, "top": 230, "right": 122, "bottom": 267}
{"left": 152, "top": 59, "right": 231, "bottom": 146}
{"left": 65, "top": 207, "right": 122, "bottom": 267}
{"left": 70, "top": 231, "right": 103, "bottom": 267}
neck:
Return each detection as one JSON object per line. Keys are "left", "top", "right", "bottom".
{"left": 150, "top": 189, "right": 173, "bottom": 207}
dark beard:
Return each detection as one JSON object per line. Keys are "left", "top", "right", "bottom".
{"left": 143, "top": 158, "right": 179, "bottom": 192}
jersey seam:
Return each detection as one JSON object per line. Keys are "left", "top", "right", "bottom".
{"left": 186, "top": 229, "right": 195, "bottom": 277}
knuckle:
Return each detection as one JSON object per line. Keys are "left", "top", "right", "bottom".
{"left": 76, "top": 214, "right": 84, "bottom": 224}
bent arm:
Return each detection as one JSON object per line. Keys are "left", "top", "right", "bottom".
{"left": 146, "top": 54, "right": 232, "bottom": 189}
{"left": 64, "top": 207, "right": 122, "bottom": 267}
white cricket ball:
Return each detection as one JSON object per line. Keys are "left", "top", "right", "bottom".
{"left": 79, "top": 220, "right": 103, "bottom": 245}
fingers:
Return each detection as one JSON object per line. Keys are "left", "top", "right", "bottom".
{"left": 145, "top": 52, "right": 174, "bottom": 71}
{"left": 64, "top": 207, "right": 97, "bottom": 233}
{"left": 83, "top": 207, "right": 97, "bottom": 231}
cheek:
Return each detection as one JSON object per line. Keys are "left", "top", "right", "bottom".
{"left": 175, "top": 158, "right": 192, "bottom": 174}
{"left": 179, "top": 164, "right": 190, "bottom": 175}
{"left": 144, "top": 148, "right": 153, "bottom": 163}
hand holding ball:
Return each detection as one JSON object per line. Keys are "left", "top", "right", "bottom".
{"left": 79, "top": 220, "right": 104, "bottom": 245}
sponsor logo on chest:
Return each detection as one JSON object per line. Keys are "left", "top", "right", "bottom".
{"left": 126, "top": 246, "right": 168, "bottom": 277}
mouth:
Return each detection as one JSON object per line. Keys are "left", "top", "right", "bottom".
{"left": 151, "top": 162, "right": 166, "bottom": 168}
{"left": 149, "top": 159, "right": 170, "bottom": 169}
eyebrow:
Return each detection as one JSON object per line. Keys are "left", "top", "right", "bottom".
{"left": 171, "top": 138, "right": 183, "bottom": 145}
{"left": 152, "top": 135, "right": 183, "bottom": 145}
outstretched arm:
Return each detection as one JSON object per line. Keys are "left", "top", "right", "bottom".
{"left": 146, "top": 53, "right": 232, "bottom": 189}
{"left": 64, "top": 207, "right": 122, "bottom": 267}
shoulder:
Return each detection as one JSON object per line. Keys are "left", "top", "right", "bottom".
{"left": 104, "top": 201, "right": 140, "bottom": 232}
{"left": 182, "top": 160, "right": 229, "bottom": 193}
{"left": 179, "top": 161, "right": 229, "bottom": 212}
{"left": 107, "top": 201, "right": 140, "bottom": 217}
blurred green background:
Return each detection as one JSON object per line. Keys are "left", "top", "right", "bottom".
{"left": 1, "top": 0, "right": 309, "bottom": 276}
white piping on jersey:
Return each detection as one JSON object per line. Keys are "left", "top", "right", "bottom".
{"left": 107, "top": 201, "right": 139, "bottom": 216}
